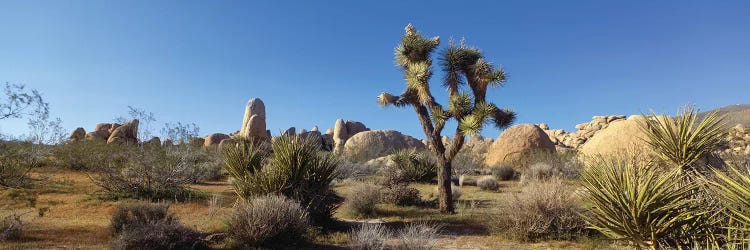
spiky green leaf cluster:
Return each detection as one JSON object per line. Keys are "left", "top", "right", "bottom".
{"left": 222, "top": 135, "right": 340, "bottom": 223}
{"left": 638, "top": 106, "right": 728, "bottom": 170}
{"left": 709, "top": 164, "right": 750, "bottom": 236}
{"left": 581, "top": 157, "right": 704, "bottom": 248}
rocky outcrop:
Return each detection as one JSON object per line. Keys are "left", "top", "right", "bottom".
{"left": 343, "top": 130, "right": 425, "bottom": 162}
{"left": 239, "top": 98, "right": 269, "bottom": 142}
{"left": 538, "top": 115, "right": 627, "bottom": 148}
{"left": 107, "top": 119, "right": 139, "bottom": 144}
{"left": 332, "top": 119, "right": 370, "bottom": 153}
{"left": 484, "top": 124, "right": 555, "bottom": 169}
{"left": 283, "top": 127, "right": 296, "bottom": 137}
{"left": 723, "top": 124, "right": 750, "bottom": 155}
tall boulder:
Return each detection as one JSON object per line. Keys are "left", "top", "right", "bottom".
{"left": 343, "top": 130, "right": 425, "bottom": 162}
{"left": 484, "top": 124, "right": 555, "bottom": 169}
{"left": 107, "top": 119, "right": 139, "bottom": 144}
{"left": 239, "top": 98, "right": 269, "bottom": 141}
{"left": 333, "top": 119, "right": 348, "bottom": 147}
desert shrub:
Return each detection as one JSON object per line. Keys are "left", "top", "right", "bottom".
{"left": 0, "top": 142, "right": 44, "bottom": 188}
{"left": 517, "top": 150, "right": 581, "bottom": 181}
{"left": 0, "top": 214, "right": 24, "bottom": 241}
{"left": 350, "top": 223, "right": 390, "bottom": 250}
{"left": 343, "top": 183, "right": 381, "bottom": 217}
{"left": 90, "top": 145, "right": 204, "bottom": 201}
{"left": 224, "top": 135, "right": 340, "bottom": 224}
{"left": 490, "top": 165, "right": 514, "bottom": 181}
{"left": 51, "top": 140, "right": 126, "bottom": 170}
{"left": 491, "top": 178, "right": 585, "bottom": 241}
{"left": 228, "top": 195, "right": 309, "bottom": 248}
{"left": 389, "top": 149, "right": 437, "bottom": 183}
{"left": 337, "top": 161, "right": 380, "bottom": 180}
{"left": 111, "top": 202, "right": 172, "bottom": 233}
{"left": 381, "top": 184, "right": 422, "bottom": 206}
{"left": 110, "top": 202, "right": 205, "bottom": 250}
{"left": 394, "top": 222, "right": 441, "bottom": 250}
{"left": 581, "top": 157, "right": 704, "bottom": 248}
{"left": 476, "top": 176, "right": 499, "bottom": 191}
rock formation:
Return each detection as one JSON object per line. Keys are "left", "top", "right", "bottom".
{"left": 107, "top": 119, "right": 139, "bottom": 144}
{"left": 578, "top": 115, "right": 650, "bottom": 157}
{"left": 68, "top": 127, "right": 86, "bottom": 142}
{"left": 203, "top": 133, "right": 230, "bottom": 147}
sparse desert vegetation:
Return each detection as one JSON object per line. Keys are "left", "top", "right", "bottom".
{"left": 2, "top": 6, "right": 750, "bottom": 249}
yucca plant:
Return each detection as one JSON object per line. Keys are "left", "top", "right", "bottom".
{"left": 638, "top": 106, "right": 728, "bottom": 171}
{"left": 580, "top": 157, "right": 704, "bottom": 249}
{"left": 222, "top": 135, "right": 341, "bottom": 223}
{"left": 390, "top": 149, "right": 437, "bottom": 183}
{"left": 708, "top": 164, "right": 750, "bottom": 246}
{"left": 378, "top": 24, "right": 515, "bottom": 213}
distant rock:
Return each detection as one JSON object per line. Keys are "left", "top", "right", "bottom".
{"left": 239, "top": 98, "right": 269, "bottom": 142}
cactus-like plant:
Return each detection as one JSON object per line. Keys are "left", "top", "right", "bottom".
{"left": 378, "top": 24, "right": 515, "bottom": 213}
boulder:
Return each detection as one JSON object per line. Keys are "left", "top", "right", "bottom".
{"left": 68, "top": 127, "right": 86, "bottom": 142}
{"left": 94, "top": 123, "right": 112, "bottom": 138}
{"left": 204, "top": 133, "right": 230, "bottom": 147}
{"left": 484, "top": 124, "right": 555, "bottom": 168}
{"left": 345, "top": 120, "right": 368, "bottom": 135}
{"left": 325, "top": 128, "right": 334, "bottom": 136}
{"left": 579, "top": 115, "right": 650, "bottom": 157}
{"left": 107, "top": 120, "right": 139, "bottom": 144}
{"left": 190, "top": 137, "right": 206, "bottom": 148}
{"left": 343, "top": 130, "right": 425, "bottom": 162}
{"left": 145, "top": 137, "right": 161, "bottom": 146}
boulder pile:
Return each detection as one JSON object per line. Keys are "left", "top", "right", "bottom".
{"left": 538, "top": 115, "right": 626, "bottom": 149}
{"left": 67, "top": 119, "right": 140, "bottom": 144}
{"left": 723, "top": 124, "right": 750, "bottom": 155}
{"left": 239, "top": 98, "right": 271, "bottom": 142}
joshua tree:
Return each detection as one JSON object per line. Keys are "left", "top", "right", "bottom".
{"left": 378, "top": 24, "right": 515, "bottom": 213}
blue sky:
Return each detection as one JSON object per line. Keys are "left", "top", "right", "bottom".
{"left": 1, "top": 1, "right": 748, "bottom": 140}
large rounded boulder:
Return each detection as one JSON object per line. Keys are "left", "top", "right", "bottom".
{"left": 484, "top": 124, "right": 555, "bottom": 168}
{"left": 107, "top": 119, "right": 139, "bottom": 144}
{"left": 343, "top": 130, "right": 425, "bottom": 162}
{"left": 579, "top": 115, "right": 651, "bottom": 157}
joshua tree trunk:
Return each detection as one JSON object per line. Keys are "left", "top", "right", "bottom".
{"left": 436, "top": 158, "right": 454, "bottom": 213}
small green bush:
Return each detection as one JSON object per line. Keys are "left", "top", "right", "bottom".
{"left": 381, "top": 184, "right": 422, "bottom": 206}
{"left": 342, "top": 183, "right": 381, "bottom": 217}
{"left": 389, "top": 149, "right": 437, "bottom": 183}
{"left": 490, "top": 166, "right": 515, "bottom": 181}
{"left": 228, "top": 195, "right": 309, "bottom": 248}
{"left": 517, "top": 150, "right": 581, "bottom": 181}
{"left": 0, "top": 214, "right": 24, "bottom": 241}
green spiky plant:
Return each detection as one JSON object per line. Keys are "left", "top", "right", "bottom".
{"left": 222, "top": 135, "right": 341, "bottom": 223}
{"left": 580, "top": 157, "right": 704, "bottom": 249}
{"left": 378, "top": 24, "right": 515, "bottom": 213}
{"left": 638, "top": 106, "right": 728, "bottom": 171}
{"left": 708, "top": 164, "right": 750, "bottom": 246}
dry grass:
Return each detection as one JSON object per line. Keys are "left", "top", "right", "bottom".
{"left": 3, "top": 166, "right": 620, "bottom": 249}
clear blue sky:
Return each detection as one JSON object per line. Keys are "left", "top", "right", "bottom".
{"left": 1, "top": 1, "right": 748, "bottom": 140}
